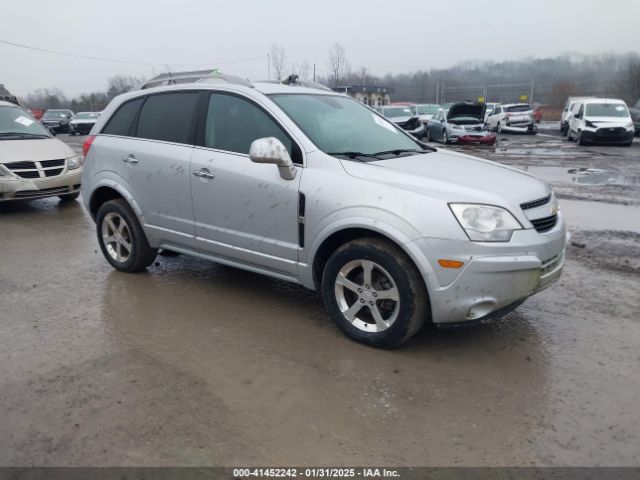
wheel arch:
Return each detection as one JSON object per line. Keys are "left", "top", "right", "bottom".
{"left": 88, "top": 182, "right": 143, "bottom": 221}
{"left": 308, "top": 223, "right": 436, "bottom": 311}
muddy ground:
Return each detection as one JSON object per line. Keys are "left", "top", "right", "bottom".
{"left": 1, "top": 130, "right": 639, "bottom": 467}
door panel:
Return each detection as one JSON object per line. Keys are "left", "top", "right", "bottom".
{"left": 189, "top": 92, "right": 302, "bottom": 275}
{"left": 191, "top": 149, "right": 300, "bottom": 274}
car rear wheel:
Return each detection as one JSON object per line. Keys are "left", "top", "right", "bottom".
{"left": 96, "top": 199, "right": 157, "bottom": 273}
{"left": 321, "top": 237, "right": 429, "bottom": 348}
{"left": 497, "top": 122, "right": 503, "bottom": 133}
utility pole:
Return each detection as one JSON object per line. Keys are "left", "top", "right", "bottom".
{"left": 530, "top": 78, "right": 535, "bottom": 105}
{"left": 313, "top": 63, "right": 316, "bottom": 82}
{"left": 267, "top": 54, "right": 270, "bottom": 80}
{"left": 435, "top": 82, "right": 439, "bottom": 104}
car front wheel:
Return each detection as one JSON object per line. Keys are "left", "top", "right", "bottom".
{"left": 96, "top": 199, "right": 157, "bottom": 273}
{"left": 321, "top": 237, "right": 429, "bottom": 348}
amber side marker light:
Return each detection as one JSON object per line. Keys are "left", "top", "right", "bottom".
{"left": 438, "top": 259, "right": 465, "bottom": 269}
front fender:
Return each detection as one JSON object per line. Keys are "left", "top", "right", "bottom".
{"left": 300, "top": 213, "right": 439, "bottom": 298}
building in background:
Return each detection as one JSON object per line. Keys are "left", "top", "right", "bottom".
{"left": 332, "top": 85, "right": 394, "bottom": 107}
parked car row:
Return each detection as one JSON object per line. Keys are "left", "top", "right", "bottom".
{"left": 377, "top": 100, "right": 537, "bottom": 146}
{"left": 39, "top": 109, "right": 101, "bottom": 134}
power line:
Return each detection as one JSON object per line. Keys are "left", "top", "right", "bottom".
{"left": 0, "top": 38, "right": 265, "bottom": 68}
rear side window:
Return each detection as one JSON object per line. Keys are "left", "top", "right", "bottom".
{"left": 204, "top": 93, "right": 294, "bottom": 158}
{"left": 506, "top": 105, "right": 531, "bottom": 113}
{"left": 102, "top": 98, "right": 143, "bottom": 136}
{"left": 136, "top": 92, "right": 199, "bottom": 144}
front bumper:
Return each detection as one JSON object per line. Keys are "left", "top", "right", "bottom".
{"left": 70, "top": 123, "right": 94, "bottom": 134}
{"left": 581, "top": 128, "right": 634, "bottom": 144}
{"left": 457, "top": 133, "right": 496, "bottom": 145}
{"left": 412, "top": 220, "right": 569, "bottom": 325}
{"left": 42, "top": 122, "right": 69, "bottom": 133}
{"left": 0, "top": 168, "right": 82, "bottom": 201}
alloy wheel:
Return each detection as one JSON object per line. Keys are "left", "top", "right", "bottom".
{"left": 101, "top": 212, "right": 133, "bottom": 263}
{"left": 334, "top": 259, "right": 400, "bottom": 333}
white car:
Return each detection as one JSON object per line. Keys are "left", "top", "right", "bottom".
{"left": 486, "top": 103, "right": 536, "bottom": 134}
{"left": 560, "top": 96, "right": 594, "bottom": 135}
{"left": 0, "top": 101, "right": 83, "bottom": 201}
{"left": 69, "top": 111, "right": 101, "bottom": 136}
{"left": 567, "top": 98, "right": 635, "bottom": 146}
{"left": 483, "top": 102, "right": 499, "bottom": 122}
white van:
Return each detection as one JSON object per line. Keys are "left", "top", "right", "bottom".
{"left": 567, "top": 98, "right": 635, "bottom": 146}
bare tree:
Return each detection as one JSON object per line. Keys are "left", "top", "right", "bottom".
{"left": 270, "top": 45, "right": 286, "bottom": 81}
{"left": 619, "top": 59, "right": 640, "bottom": 104}
{"left": 299, "top": 61, "right": 311, "bottom": 80}
{"left": 328, "top": 43, "right": 347, "bottom": 85}
{"left": 107, "top": 75, "right": 145, "bottom": 99}
{"left": 23, "top": 88, "right": 69, "bottom": 109}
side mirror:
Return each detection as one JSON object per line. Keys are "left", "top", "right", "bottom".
{"left": 48, "top": 127, "right": 57, "bottom": 136}
{"left": 249, "top": 137, "right": 297, "bottom": 180}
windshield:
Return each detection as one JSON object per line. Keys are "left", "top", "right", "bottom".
{"left": 270, "top": 94, "right": 421, "bottom": 155}
{"left": 0, "top": 106, "right": 51, "bottom": 138}
{"left": 382, "top": 107, "right": 413, "bottom": 118}
{"left": 585, "top": 103, "right": 629, "bottom": 118}
{"left": 43, "top": 110, "right": 70, "bottom": 119}
{"left": 416, "top": 105, "right": 439, "bottom": 115}
{"left": 506, "top": 105, "right": 532, "bottom": 113}
{"left": 74, "top": 112, "right": 99, "bottom": 120}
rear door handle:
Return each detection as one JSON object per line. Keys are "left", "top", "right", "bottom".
{"left": 193, "top": 168, "right": 215, "bottom": 180}
{"left": 123, "top": 154, "right": 138, "bottom": 164}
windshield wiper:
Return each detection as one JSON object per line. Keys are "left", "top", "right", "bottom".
{"left": 370, "top": 148, "right": 426, "bottom": 156}
{"left": 327, "top": 151, "right": 380, "bottom": 159}
{"left": 0, "top": 132, "right": 49, "bottom": 139}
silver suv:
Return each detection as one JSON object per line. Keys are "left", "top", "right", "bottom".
{"left": 82, "top": 79, "right": 569, "bottom": 348}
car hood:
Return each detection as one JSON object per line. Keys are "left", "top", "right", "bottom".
{"left": 584, "top": 116, "right": 632, "bottom": 126}
{"left": 71, "top": 118, "right": 97, "bottom": 124}
{"left": 0, "top": 138, "right": 75, "bottom": 163}
{"left": 447, "top": 103, "right": 485, "bottom": 121}
{"left": 341, "top": 148, "right": 549, "bottom": 207}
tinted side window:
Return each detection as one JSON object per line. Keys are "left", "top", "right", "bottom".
{"left": 102, "top": 98, "right": 143, "bottom": 136}
{"left": 136, "top": 92, "right": 198, "bottom": 144}
{"left": 205, "top": 93, "right": 293, "bottom": 158}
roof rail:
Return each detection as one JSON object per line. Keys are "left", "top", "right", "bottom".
{"left": 140, "top": 70, "right": 253, "bottom": 90}
{"left": 280, "top": 74, "right": 332, "bottom": 91}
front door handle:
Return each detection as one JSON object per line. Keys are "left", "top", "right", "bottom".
{"left": 193, "top": 168, "right": 215, "bottom": 180}
{"left": 123, "top": 154, "right": 138, "bottom": 164}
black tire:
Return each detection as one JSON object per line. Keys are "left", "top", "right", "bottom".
{"left": 96, "top": 199, "right": 157, "bottom": 273}
{"left": 577, "top": 130, "right": 589, "bottom": 146}
{"left": 321, "top": 237, "right": 429, "bottom": 348}
{"left": 497, "top": 122, "right": 503, "bottom": 133}
{"left": 442, "top": 130, "right": 449, "bottom": 144}
{"left": 59, "top": 192, "right": 80, "bottom": 202}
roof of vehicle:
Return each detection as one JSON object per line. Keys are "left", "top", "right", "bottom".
{"left": 579, "top": 97, "right": 627, "bottom": 105}
{"left": 0, "top": 100, "right": 18, "bottom": 107}
{"left": 45, "top": 108, "right": 73, "bottom": 112}
{"left": 500, "top": 103, "right": 532, "bottom": 108}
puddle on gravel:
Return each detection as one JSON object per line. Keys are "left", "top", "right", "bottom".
{"left": 521, "top": 166, "right": 640, "bottom": 186}
{"left": 559, "top": 199, "right": 640, "bottom": 233}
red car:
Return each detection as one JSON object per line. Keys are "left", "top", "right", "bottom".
{"left": 29, "top": 108, "right": 45, "bottom": 120}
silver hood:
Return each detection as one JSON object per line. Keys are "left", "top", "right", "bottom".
{"left": 0, "top": 138, "right": 75, "bottom": 163}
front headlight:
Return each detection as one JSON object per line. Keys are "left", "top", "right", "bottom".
{"left": 625, "top": 121, "right": 634, "bottom": 130}
{"left": 67, "top": 155, "right": 83, "bottom": 170}
{"left": 449, "top": 203, "right": 522, "bottom": 242}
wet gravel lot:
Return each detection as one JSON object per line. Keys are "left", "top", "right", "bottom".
{"left": 1, "top": 128, "right": 639, "bottom": 466}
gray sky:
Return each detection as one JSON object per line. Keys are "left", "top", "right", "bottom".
{"left": 1, "top": 0, "right": 638, "bottom": 97}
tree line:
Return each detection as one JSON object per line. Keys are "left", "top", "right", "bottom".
{"left": 21, "top": 48, "right": 640, "bottom": 111}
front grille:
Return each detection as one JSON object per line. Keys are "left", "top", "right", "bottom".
{"left": 14, "top": 186, "right": 70, "bottom": 198}
{"left": 596, "top": 127, "right": 627, "bottom": 138}
{"left": 40, "top": 159, "right": 65, "bottom": 168}
{"left": 15, "top": 170, "right": 41, "bottom": 179}
{"left": 4, "top": 161, "right": 36, "bottom": 170}
{"left": 45, "top": 168, "right": 64, "bottom": 177}
{"left": 531, "top": 214, "right": 558, "bottom": 233}
{"left": 2, "top": 159, "right": 66, "bottom": 179}
{"left": 520, "top": 195, "right": 551, "bottom": 211}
